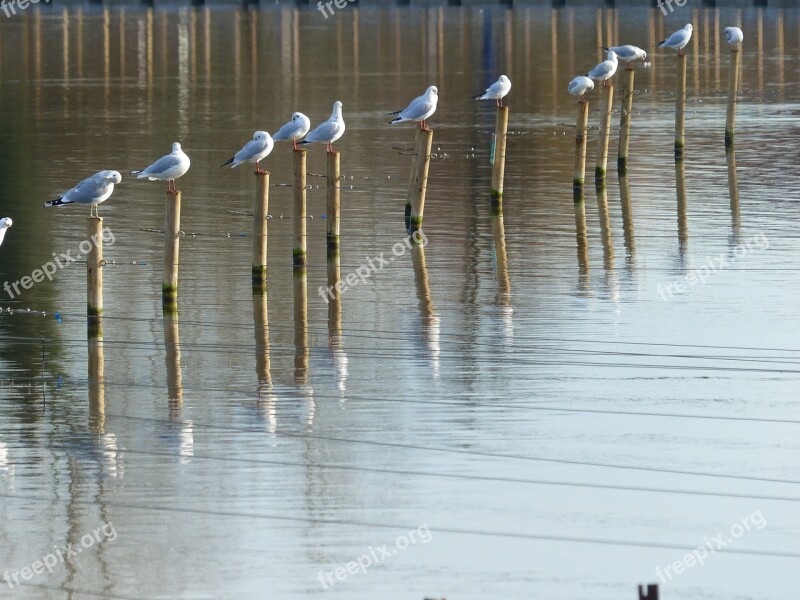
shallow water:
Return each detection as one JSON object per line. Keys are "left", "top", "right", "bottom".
{"left": 1, "top": 5, "right": 800, "bottom": 600}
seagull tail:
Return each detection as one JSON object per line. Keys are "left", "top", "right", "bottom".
{"left": 389, "top": 116, "right": 402, "bottom": 125}
{"left": 220, "top": 157, "right": 235, "bottom": 168}
{"left": 472, "top": 94, "right": 486, "bottom": 100}
{"left": 656, "top": 40, "right": 666, "bottom": 47}
{"left": 387, "top": 110, "right": 401, "bottom": 116}
{"left": 43, "top": 197, "right": 68, "bottom": 208}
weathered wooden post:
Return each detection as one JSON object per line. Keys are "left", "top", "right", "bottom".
{"left": 595, "top": 84, "right": 614, "bottom": 183}
{"left": 327, "top": 150, "right": 340, "bottom": 251}
{"left": 293, "top": 148, "right": 307, "bottom": 269}
{"left": 675, "top": 53, "right": 687, "bottom": 157}
{"left": 491, "top": 106, "right": 509, "bottom": 207}
{"left": 638, "top": 584, "right": 659, "bottom": 600}
{"left": 406, "top": 128, "right": 433, "bottom": 234}
{"left": 87, "top": 216, "right": 104, "bottom": 336}
{"left": 252, "top": 170, "right": 269, "bottom": 288}
{"left": 617, "top": 66, "right": 635, "bottom": 174}
{"left": 573, "top": 100, "right": 590, "bottom": 188}
{"left": 725, "top": 44, "right": 741, "bottom": 149}
{"left": 163, "top": 190, "right": 181, "bottom": 310}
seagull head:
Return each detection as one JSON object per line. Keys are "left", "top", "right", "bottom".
{"left": 685, "top": 23, "right": 693, "bottom": 31}
{"left": 499, "top": 75, "right": 509, "bottom": 83}
{"left": 172, "top": 142, "right": 183, "bottom": 153}
{"left": 254, "top": 131, "right": 270, "bottom": 141}
{"left": 292, "top": 112, "right": 304, "bottom": 122}
{"left": 427, "top": 85, "right": 438, "bottom": 96}
{"left": 0, "top": 218, "right": 12, "bottom": 229}
{"left": 606, "top": 49, "right": 618, "bottom": 60}
{"left": 104, "top": 171, "right": 123, "bottom": 185}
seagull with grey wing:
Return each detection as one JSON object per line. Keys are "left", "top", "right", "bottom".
{"left": 587, "top": 49, "right": 618, "bottom": 87}
{"left": 273, "top": 112, "right": 311, "bottom": 150}
{"left": 389, "top": 86, "right": 438, "bottom": 132}
{"left": 473, "top": 75, "right": 511, "bottom": 107}
{"left": 0, "top": 218, "right": 11, "bottom": 247}
{"left": 43, "top": 171, "right": 123, "bottom": 217}
{"left": 131, "top": 142, "right": 191, "bottom": 193}
{"left": 724, "top": 26, "right": 743, "bottom": 45}
{"left": 221, "top": 131, "right": 274, "bottom": 174}
{"left": 657, "top": 24, "right": 693, "bottom": 56}
{"left": 604, "top": 45, "right": 647, "bottom": 69}
{"left": 299, "top": 101, "right": 345, "bottom": 153}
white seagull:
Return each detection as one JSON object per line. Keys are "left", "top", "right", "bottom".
{"left": 273, "top": 112, "right": 312, "bottom": 150}
{"left": 132, "top": 142, "right": 191, "bottom": 193}
{"left": 43, "top": 171, "right": 122, "bottom": 218}
{"left": 389, "top": 85, "right": 438, "bottom": 132}
{"left": 221, "top": 131, "right": 274, "bottom": 174}
{"left": 299, "top": 101, "right": 345, "bottom": 153}
{"left": 568, "top": 76, "right": 595, "bottom": 101}
{"left": 657, "top": 24, "right": 694, "bottom": 56}
{"left": 587, "top": 50, "right": 618, "bottom": 86}
{"left": 604, "top": 45, "right": 647, "bottom": 68}
{"left": 0, "top": 218, "right": 12, "bottom": 247}
{"left": 473, "top": 75, "right": 512, "bottom": 107}
{"left": 724, "top": 26, "right": 744, "bottom": 45}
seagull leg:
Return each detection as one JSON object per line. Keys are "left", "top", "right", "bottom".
{"left": 292, "top": 140, "right": 298, "bottom": 151}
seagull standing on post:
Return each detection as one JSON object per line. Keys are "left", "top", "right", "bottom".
{"left": 221, "top": 131, "right": 274, "bottom": 174}
{"left": 299, "top": 101, "right": 345, "bottom": 153}
{"left": 587, "top": 49, "right": 619, "bottom": 87}
{"left": 473, "top": 75, "right": 512, "bottom": 107}
{"left": 657, "top": 24, "right": 694, "bottom": 56}
{"left": 568, "top": 76, "right": 595, "bottom": 101}
{"left": 43, "top": 171, "right": 123, "bottom": 218}
{"left": 604, "top": 45, "right": 647, "bottom": 69}
{"left": 388, "top": 86, "right": 439, "bottom": 132}
{"left": 273, "top": 112, "right": 312, "bottom": 150}
{"left": 0, "top": 218, "right": 12, "bottom": 247}
{"left": 131, "top": 142, "right": 191, "bottom": 194}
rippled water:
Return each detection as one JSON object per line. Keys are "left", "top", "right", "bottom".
{"left": 1, "top": 5, "right": 799, "bottom": 600}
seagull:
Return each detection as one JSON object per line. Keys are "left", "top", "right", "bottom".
{"left": 221, "top": 131, "right": 274, "bottom": 174}
{"left": 0, "top": 218, "right": 11, "bottom": 247}
{"left": 587, "top": 50, "right": 618, "bottom": 86}
{"left": 299, "top": 101, "right": 345, "bottom": 153}
{"left": 604, "top": 45, "right": 647, "bottom": 68}
{"left": 473, "top": 75, "right": 511, "bottom": 107}
{"left": 131, "top": 142, "right": 191, "bottom": 194}
{"left": 657, "top": 24, "right": 693, "bottom": 56}
{"left": 568, "top": 76, "right": 595, "bottom": 101}
{"left": 273, "top": 112, "right": 312, "bottom": 150}
{"left": 724, "top": 26, "right": 744, "bottom": 45}
{"left": 43, "top": 171, "right": 122, "bottom": 218}
{"left": 389, "top": 86, "right": 438, "bottom": 132}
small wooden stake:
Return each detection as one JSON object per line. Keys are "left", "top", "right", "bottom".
{"left": 252, "top": 171, "right": 269, "bottom": 287}
{"left": 163, "top": 190, "right": 181, "bottom": 309}
{"left": 595, "top": 83, "right": 614, "bottom": 183}
{"left": 725, "top": 45, "right": 741, "bottom": 149}
{"left": 326, "top": 150, "right": 341, "bottom": 251}
{"left": 407, "top": 127, "right": 433, "bottom": 234}
{"left": 675, "top": 53, "right": 687, "bottom": 157}
{"left": 491, "top": 105, "right": 509, "bottom": 207}
{"left": 293, "top": 148, "right": 307, "bottom": 269}
{"left": 87, "top": 216, "right": 103, "bottom": 336}
{"left": 573, "top": 100, "right": 590, "bottom": 188}
{"left": 617, "top": 66, "right": 635, "bottom": 174}
{"left": 638, "top": 584, "right": 659, "bottom": 600}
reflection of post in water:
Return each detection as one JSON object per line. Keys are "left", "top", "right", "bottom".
{"left": 618, "top": 174, "right": 636, "bottom": 265}
{"left": 727, "top": 149, "right": 740, "bottom": 236}
{"left": 164, "top": 315, "right": 183, "bottom": 420}
{"left": 491, "top": 214, "right": 511, "bottom": 307}
{"left": 327, "top": 250, "right": 348, "bottom": 392}
{"left": 595, "top": 183, "right": 614, "bottom": 272}
{"left": 293, "top": 269, "right": 309, "bottom": 385}
{"left": 573, "top": 189, "right": 590, "bottom": 286}
{"left": 253, "top": 291, "right": 271, "bottom": 391}
{"left": 411, "top": 241, "right": 440, "bottom": 378}
{"left": 676, "top": 158, "right": 688, "bottom": 257}
{"left": 88, "top": 338, "right": 105, "bottom": 433}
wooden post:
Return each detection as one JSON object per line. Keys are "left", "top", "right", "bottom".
{"left": 573, "top": 100, "right": 590, "bottom": 188}
{"left": 491, "top": 106, "right": 509, "bottom": 207}
{"left": 595, "top": 83, "right": 614, "bottom": 183}
{"left": 725, "top": 44, "right": 741, "bottom": 149}
{"left": 638, "top": 584, "right": 659, "bottom": 600}
{"left": 87, "top": 216, "right": 103, "bottom": 336}
{"left": 675, "top": 53, "right": 687, "bottom": 158}
{"left": 326, "top": 150, "right": 341, "bottom": 251}
{"left": 407, "top": 127, "right": 433, "bottom": 234}
{"left": 163, "top": 190, "right": 181, "bottom": 309}
{"left": 252, "top": 171, "right": 269, "bottom": 287}
{"left": 293, "top": 148, "right": 307, "bottom": 269}
{"left": 617, "top": 66, "right": 635, "bottom": 174}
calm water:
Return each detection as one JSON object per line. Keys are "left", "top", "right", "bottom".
{"left": 1, "top": 5, "right": 800, "bottom": 599}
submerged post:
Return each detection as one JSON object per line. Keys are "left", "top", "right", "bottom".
{"left": 252, "top": 171, "right": 269, "bottom": 287}
{"left": 87, "top": 216, "right": 103, "bottom": 336}
{"left": 675, "top": 53, "right": 687, "bottom": 158}
{"left": 293, "top": 148, "right": 307, "bottom": 269}
{"left": 326, "top": 150, "right": 340, "bottom": 251}
{"left": 163, "top": 190, "right": 181, "bottom": 309}
{"left": 595, "top": 84, "right": 614, "bottom": 183}
{"left": 617, "top": 67, "right": 635, "bottom": 174}
{"left": 573, "top": 100, "right": 590, "bottom": 188}
{"left": 407, "top": 127, "right": 433, "bottom": 234}
{"left": 725, "top": 44, "right": 741, "bottom": 149}
{"left": 491, "top": 106, "right": 509, "bottom": 207}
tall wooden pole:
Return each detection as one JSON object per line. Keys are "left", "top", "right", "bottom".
{"left": 326, "top": 150, "right": 341, "bottom": 251}
{"left": 293, "top": 149, "right": 307, "bottom": 269}
{"left": 87, "top": 216, "right": 103, "bottom": 336}
{"left": 252, "top": 171, "right": 269, "bottom": 288}
{"left": 725, "top": 45, "right": 741, "bottom": 149}
{"left": 617, "top": 67, "right": 635, "bottom": 174}
{"left": 163, "top": 190, "right": 181, "bottom": 311}
{"left": 595, "top": 83, "right": 614, "bottom": 183}
{"left": 407, "top": 127, "right": 433, "bottom": 234}
{"left": 491, "top": 106, "right": 509, "bottom": 207}
{"left": 675, "top": 53, "right": 687, "bottom": 158}
{"left": 573, "top": 100, "right": 590, "bottom": 188}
